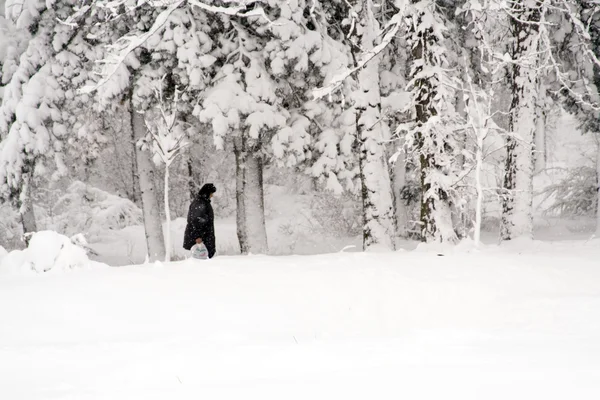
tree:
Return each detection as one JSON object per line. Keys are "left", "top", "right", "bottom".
{"left": 0, "top": 0, "right": 93, "bottom": 236}
{"left": 347, "top": 0, "right": 397, "bottom": 250}
{"left": 86, "top": 0, "right": 290, "bottom": 256}
{"left": 402, "top": 0, "right": 461, "bottom": 243}
{"left": 499, "top": 1, "right": 541, "bottom": 241}
{"left": 312, "top": 0, "right": 402, "bottom": 250}
{"left": 145, "top": 77, "right": 188, "bottom": 262}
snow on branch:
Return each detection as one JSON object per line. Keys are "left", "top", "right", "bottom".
{"left": 145, "top": 75, "right": 188, "bottom": 167}
{"left": 80, "top": 0, "right": 185, "bottom": 94}
{"left": 56, "top": 5, "right": 91, "bottom": 28}
{"left": 82, "top": 0, "right": 271, "bottom": 93}
{"left": 312, "top": 5, "right": 407, "bottom": 100}
{"left": 187, "top": 0, "right": 248, "bottom": 16}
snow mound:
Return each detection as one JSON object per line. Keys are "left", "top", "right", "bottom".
{"left": 0, "top": 231, "right": 106, "bottom": 276}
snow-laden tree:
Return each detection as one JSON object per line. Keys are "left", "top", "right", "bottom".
{"left": 198, "top": 1, "right": 326, "bottom": 254}
{"left": 499, "top": 1, "right": 541, "bottom": 241}
{"left": 82, "top": 1, "right": 200, "bottom": 262}
{"left": 86, "top": 1, "right": 317, "bottom": 256}
{"left": 312, "top": 0, "right": 465, "bottom": 245}
{"left": 145, "top": 76, "right": 188, "bottom": 262}
{"left": 561, "top": 0, "right": 600, "bottom": 236}
{"left": 459, "top": 0, "right": 600, "bottom": 241}
{"left": 401, "top": 0, "right": 461, "bottom": 243}
{"left": 194, "top": 0, "right": 367, "bottom": 254}
{"left": 378, "top": 10, "right": 412, "bottom": 238}
{"left": 0, "top": 0, "right": 92, "bottom": 236}
{"left": 345, "top": 0, "right": 397, "bottom": 250}
{"left": 197, "top": 30, "right": 280, "bottom": 255}
{"left": 310, "top": 0, "right": 402, "bottom": 250}
{"left": 0, "top": 0, "right": 29, "bottom": 102}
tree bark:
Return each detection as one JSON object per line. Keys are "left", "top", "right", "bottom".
{"left": 19, "top": 168, "right": 37, "bottom": 241}
{"left": 501, "top": 4, "right": 540, "bottom": 242}
{"left": 187, "top": 155, "right": 198, "bottom": 202}
{"left": 391, "top": 147, "right": 408, "bottom": 238}
{"left": 233, "top": 135, "right": 268, "bottom": 255}
{"left": 131, "top": 108, "right": 166, "bottom": 262}
{"left": 353, "top": 0, "right": 396, "bottom": 251}
{"left": 163, "top": 164, "right": 171, "bottom": 262}
{"left": 596, "top": 135, "right": 600, "bottom": 236}
{"left": 130, "top": 121, "right": 141, "bottom": 204}
{"left": 474, "top": 133, "right": 485, "bottom": 246}
{"left": 186, "top": 144, "right": 206, "bottom": 202}
{"left": 535, "top": 82, "right": 547, "bottom": 174}
{"left": 409, "top": 2, "right": 457, "bottom": 243}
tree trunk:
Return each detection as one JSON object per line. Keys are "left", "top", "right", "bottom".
{"left": 455, "top": 86, "right": 468, "bottom": 169}
{"left": 19, "top": 168, "right": 37, "bottom": 242}
{"left": 163, "top": 165, "right": 171, "bottom": 262}
{"left": 391, "top": 147, "right": 408, "bottom": 238}
{"left": 186, "top": 144, "right": 205, "bottom": 202}
{"left": 535, "top": 82, "right": 547, "bottom": 173}
{"left": 501, "top": 4, "right": 540, "bottom": 242}
{"left": 130, "top": 122, "right": 141, "bottom": 204}
{"left": 187, "top": 156, "right": 198, "bottom": 202}
{"left": 474, "top": 133, "right": 485, "bottom": 246}
{"left": 131, "top": 108, "right": 166, "bottom": 262}
{"left": 233, "top": 135, "right": 268, "bottom": 255}
{"left": 353, "top": 0, "right": 396, "bottom": 251}
{"left": 409, "top": 3, "right": 457, "bottom": 243}
{"left": 596, "top": 135, "right": 600, "bottom": 236}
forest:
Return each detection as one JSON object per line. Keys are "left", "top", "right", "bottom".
{"left": 1, "top": 0, "right": 600, "bottom": 262}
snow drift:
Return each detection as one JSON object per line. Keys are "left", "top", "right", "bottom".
{"left": 0, "top": 231, "right": 106, "bottom": 275}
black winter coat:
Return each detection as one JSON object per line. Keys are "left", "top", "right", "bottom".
{"left": 183, "top": 194, "right": 215, "bottom": 258}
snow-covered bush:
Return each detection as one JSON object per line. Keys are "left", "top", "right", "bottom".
{"left": 309, "top": 192, "right": 362, "bottom": 238}
{"left": 51, "top": 181, "right": 142, "bottom": 238}
{"left": 541, "top": 166, "right": 598, "bottom": 217}
{"left": 0, "top": 231, "right": 102, "bottom": 275}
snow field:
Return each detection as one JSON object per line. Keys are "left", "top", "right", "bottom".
{"left": 1, "top": 240, "right": 600, "bottom": 399}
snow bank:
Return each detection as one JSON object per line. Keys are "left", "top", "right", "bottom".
{"left": 0, "top": 245, "right": 7, "bottom": 263}
{"left": 0, "top": 231, "right": 106, "bottom": 276}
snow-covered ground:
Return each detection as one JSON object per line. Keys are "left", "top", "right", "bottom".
{"left": 1, "top": 239, "right": 600, "bottom": 399}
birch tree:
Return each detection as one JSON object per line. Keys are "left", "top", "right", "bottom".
{"left": 145, "top": 77, "right": 187, "bottom": 262}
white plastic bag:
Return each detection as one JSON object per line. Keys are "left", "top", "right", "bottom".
{"left": 190, "top": 243, "right": 209, "bottom": 260}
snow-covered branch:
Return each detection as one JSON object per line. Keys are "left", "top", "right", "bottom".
{"left": 82, "top": 0, "right": 272, "bottom": 93}
{"left": 81, "top": 0, "right": 184, "bottom": 94}
{"left": 312, "top": 6, "right": 406, "bottom": 100}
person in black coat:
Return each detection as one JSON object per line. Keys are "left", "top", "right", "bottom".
{"left": 183, "top": 183, "right": 217, "bottom": 258}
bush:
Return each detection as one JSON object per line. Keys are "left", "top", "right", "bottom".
{"left": 541, "top": 166, "right": 598, "bottom": 217}
{"left": 309, "top": 191, "right": 362, "bottom": 238}
{"left": 50, "top": 181, "right": 142, "bottom": 238}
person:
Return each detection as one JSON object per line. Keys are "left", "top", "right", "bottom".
{"left": 183, "top": 183, "right": 217, "bottom": 258}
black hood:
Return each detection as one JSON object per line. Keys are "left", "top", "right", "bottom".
{"left": 198, "top": 183, "right": 216, "bottom": 199}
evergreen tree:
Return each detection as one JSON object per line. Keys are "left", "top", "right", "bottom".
{"left": 403, "top": 0, "right": 461, "bottom": 243}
